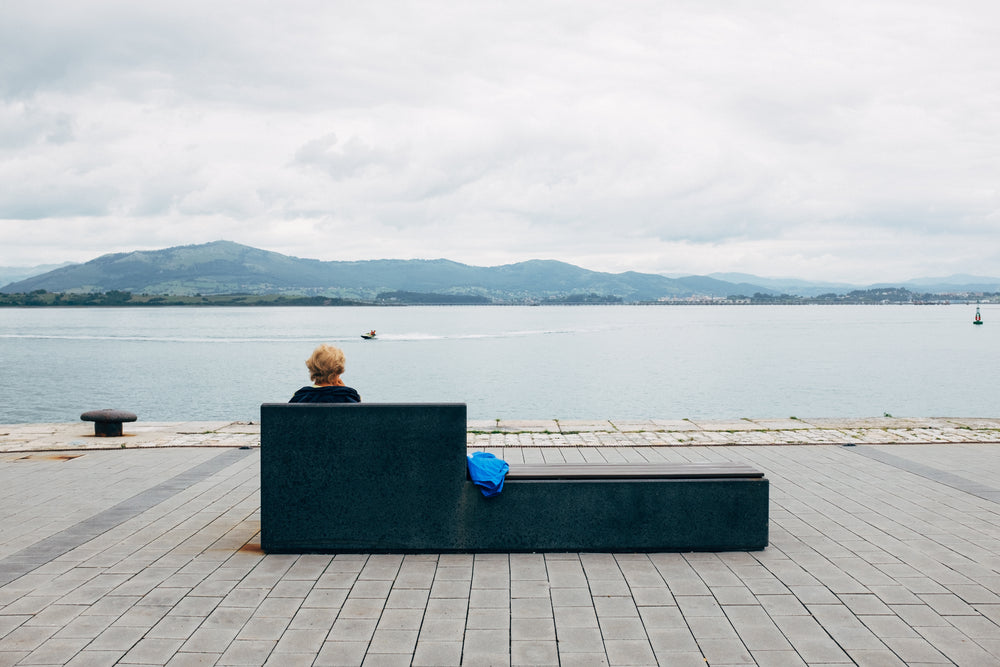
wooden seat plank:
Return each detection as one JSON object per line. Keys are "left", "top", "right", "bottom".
{"left": 506, "top": 462, "right": 764, "bottom": 480}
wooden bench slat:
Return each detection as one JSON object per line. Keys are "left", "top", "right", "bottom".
{"left": 506, "top": 462, "right": 764, "bottom": 480}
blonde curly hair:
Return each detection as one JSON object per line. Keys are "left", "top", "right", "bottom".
{"left": 306, "top": 344, "right": 346, "bottom": 385}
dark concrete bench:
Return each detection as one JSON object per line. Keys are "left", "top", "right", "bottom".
{"left": 260, "top": 403, "right": 769, "bottom": 553}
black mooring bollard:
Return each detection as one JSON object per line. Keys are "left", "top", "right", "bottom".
{"left": 80, "top": 409, "right": 138, "bottom": 437}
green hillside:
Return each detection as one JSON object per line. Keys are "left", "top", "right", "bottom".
{"left": 0, "top": 240, "right": 762, "bottom": 301}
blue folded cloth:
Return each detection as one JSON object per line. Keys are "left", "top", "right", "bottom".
{"left": 467, "top": 452, "right": 510, "bottom": 497}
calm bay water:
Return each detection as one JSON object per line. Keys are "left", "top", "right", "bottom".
{"left": 0, "top": 305, "right": 995, "bottom": 423}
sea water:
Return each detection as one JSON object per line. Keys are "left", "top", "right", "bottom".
{"left": 0, "top": 304, "right": 995, "bottom": 423}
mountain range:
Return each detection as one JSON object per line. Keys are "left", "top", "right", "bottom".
{"left": 2, "top": 241, "right": 998, "bottom": 301}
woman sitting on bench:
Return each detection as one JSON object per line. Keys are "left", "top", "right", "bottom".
{"left": 289, "top": 344, "right": 361, "bottom": 404}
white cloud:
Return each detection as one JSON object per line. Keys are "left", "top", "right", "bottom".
{"left": 1, "top": 0, "right": 999, "bottom": 283}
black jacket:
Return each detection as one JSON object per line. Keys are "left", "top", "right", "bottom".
{"left": 289, "top": 386, "right": 361, "bottom": 403}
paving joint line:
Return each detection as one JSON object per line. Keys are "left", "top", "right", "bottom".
{"left": 848, "top": 444, "right": 1000, "bottom": 504}
{"left": 0, "top": 447, "right": 255, "bottom": 587}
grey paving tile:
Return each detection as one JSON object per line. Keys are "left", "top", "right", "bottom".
{"left": 686, "top": 615, "right": 739, "bottom": 640}
{"left": 511, "top": 617, "right": 555, "bottom": 641}
{"left": 588, "top": 578, "right": 631, "bottom": 597}
{"left": 18, "top": 636, "right": 90, "bottom": 665}
{"left": 302, "top": 587, "right": 347, "bottom": 609}
{"left": 647, "top": 626, "right": 699, "bottom": 653}
{"left": 629, "top": 586, "right": 674, "bottom": 606}
{"left": 712, "top": 585, "right": 759, "bottom": 606}
{"left": 881, "top": 635, "right": 951, "bottom": 663}
{"left": 0, "top": 613, "right": 31, "bottom": 638}
{"left": 460, "top": 628, "right": 509, "bottom": 663}
{"left": 22, "top": 603, "right": 89, "bottom": 627}
{"left": 119, "top": 637, "right": 186, "bottom": 664}
{"left": 0, "top": 651, "right": 31, "bottom": 667}
{"left": 603, "top": 638, "right": 657, "bottom": 666}
{"left": 148, "top": 615, "right": 205, "bottom": 641}
{"left": 468, "top": 588, "right": 509, "bottom": 609}
{"left": 274, "top": 628, "right": 328, "bottom": 654}
{"left": 264, "top": 652, "right": 316, "bottom": 667}
{"left": 216, "top": 638, "right": 277, "bottom": 665}
{"left": 314, "top": 641, "right": 368, "bottom": 666}
{"left": 556, "top": 652, "right": 610, "bottom": 666}
{"left": 338, "top": 597, "right": 385, "bottom": 619}
{"left": 64, "top": 649, "right": 128, "bottom": 666}
{"left": 367, "top": 628, "right": 418, "bottom": 654}
{"left": 593, "top": 596, "right": 638, "bottom": 618}
{"left": 919, "top": 592, "right": 980, "bottom": 615}
{"left": 384, "top": 587, "right": 428, "bottom": 609}
{"left": 857, "top": 614, "right": 920, "bottom": 639}
{"left": 511, "top": 639, "right": 558, "bottom": 666}
{"left": 376, "top": 608, "right": 424, "bottom": 632}
{"left": 236, "top": 616, "right": 290, "bottom": 641}
{"left": 50, "top": 614, "right": 116, "bottom": 641}
{"left": 429, "top": 578, "right": 470, "bottom": 598}
{"left": 599, "top": 616, "right": 647, "bottom": 640}
{"left": 944, "top": 613, "right": 1000, "bottom": 639}
{"left": 555, "top": 625, "right": 605, "bottom": 653}
{"left": 841, "top": 649, "right": 907, "bottom": 667}
{"left": 1, "top": 595, "right": 58, "bottom": 615}
{"left": 550, "top": 587, "right": 594, "bottom": 607}
{"left": 724, "top": 605, "right": 792, "bottom": 651}
{"left": 411, "top": 640, "right": 462, "bottom": 666}
{"left": 88, "top": 624, "right": 147, "bottom": 652}
{"left": 757, "top": 594, "right": 809, "bottom": 616}
{"left": 638, "top": 604, "right": 685, "bottom": 629}
{"left": 889, "top": 603, "right": 950, "bottom": 627}
{"left": 510, "top": 578, "right": 550, "bottom": 598}
{"left": 201, "top": 605, "right": 254, "bottom": 630}
{"left": 172, "top": 595, "right": 224, "bottom": 617}
{"left": 466, "top": 607, "right": 511, "bottom": 630}
{"left": 788, "top": 585, "right": 840, "bottom": 604}
{"left": 915, "top": 624, "right": 1000, "bottom": 665}
{"left": 327, "top": 618, "right": 377, "bottom": 643}
{"left": 770, "top": 615, "right": 851, "bottom": 663}
{"left": 417, "top": 617, "right": 465, "bottom": 641}
{"left": 554, "top": 605, "right": 599, "bottom": 629}
{"left": 866, "top": 585, "right": 923, "bottom": 605}
{"left": 835, "top": 593, "right": 892, "bottom": 615}
{"left": 179, "top": 626, "right": 240, "bottom": 654}
{"left": 675, "top": 594, "right": 725, "bottom": 617}
{"left": 424, "top": 597, "right": 467, "bottom": 619}
{"left": 698, "top": 637, "right": 755, "bottom": 665}
{"left": 360, "top": 653, "right": 413, "bottom": 666}
{"left": 288, "top": 606, "right": 338, "bottom": 631}
{"left": 510, "top": 597, "right": 552, "bottom": 618}
{"left": 114, "top": 603, "right": 172, "bottom": 627}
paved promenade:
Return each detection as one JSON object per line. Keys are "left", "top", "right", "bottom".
{"left": 1, "top": 418, "right": 998, "bottom": 666}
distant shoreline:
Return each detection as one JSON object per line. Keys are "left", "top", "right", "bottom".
{"left": 2, "top": 282, "right": 998, "bottom": 308}
{"left": 0, "top": 297, "right": 992, "bottom": 308}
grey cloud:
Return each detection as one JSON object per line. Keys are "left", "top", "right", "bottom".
{"left": 293, "top": 133, "right": 392, "bottom": 181}
{"left": 1, "top": 0, "right": 999, "bottom": 281}
{"left": 0, "top": 103, "right": 74, "bottom": 149}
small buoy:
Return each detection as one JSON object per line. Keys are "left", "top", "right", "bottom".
{"left": 974, "top": 307, "right": 984, "bottom": 325}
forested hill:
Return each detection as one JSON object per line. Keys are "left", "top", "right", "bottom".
{"left": 0, "top": 240, "right": 767, "bottom": 301}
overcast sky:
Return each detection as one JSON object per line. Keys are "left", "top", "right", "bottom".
{"left": 2, "top": 1, "right": 998, "bottom": 282}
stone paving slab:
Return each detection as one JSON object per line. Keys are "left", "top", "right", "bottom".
{"left": 1, "top": 423, "right": 999, "bottom": 665}
{"left": 5, "top": 417, "right": 999, "bottom": 454}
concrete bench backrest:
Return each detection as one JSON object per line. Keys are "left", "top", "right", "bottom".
{"left": 260, "top": 403, "right": 468, "bottom": 552}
